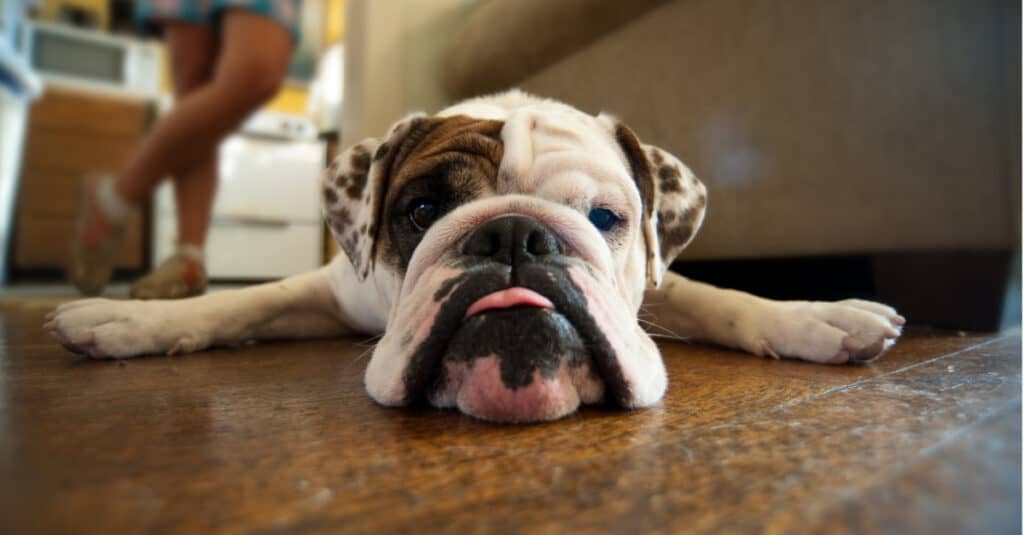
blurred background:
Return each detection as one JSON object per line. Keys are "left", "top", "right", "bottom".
{"left": 0, "top": 0, "right": 1019, "bottom": 331}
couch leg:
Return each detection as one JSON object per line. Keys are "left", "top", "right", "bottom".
{"left": 872, "top": 250, "right": 1020, "bottom": 332}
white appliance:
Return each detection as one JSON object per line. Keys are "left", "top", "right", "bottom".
{"left": 19, "top": 20, "right": 161, "bottom": 99}
{"left": 152, "top": 111, "right": 325, "bottom": 280}
{"left": 0, "top": 5, "right": 42, "bottom": 284}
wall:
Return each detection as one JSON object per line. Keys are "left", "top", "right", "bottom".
{"left": 37, "top": 0, "right": 108, "bottom": 27}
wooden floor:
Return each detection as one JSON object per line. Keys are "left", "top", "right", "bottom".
{"left": 0, "top": 297, "right": 1019, "bottom": 534}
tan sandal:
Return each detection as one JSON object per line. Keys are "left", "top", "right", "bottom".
{"left": 69, "top": 174, "right": 128, "bottom": 296}
{"left": 130, "top": 248, "right": 208, "bottom": 300}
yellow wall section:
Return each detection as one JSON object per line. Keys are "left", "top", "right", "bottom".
{"left": 266, "top": 0, "right": 345, "bottom": 115}
{"left": 38, "top": 0, "right": 109, "bottom": 28}
{"left": 266, "top": 85, "right": 312, "bottom": 115}
{"left": 325, "top": 0, "right": 346, "bottom": 42}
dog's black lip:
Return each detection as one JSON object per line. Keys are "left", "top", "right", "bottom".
{"left": 446, "top": 307, "right": 590, "bottom": 391}
{"left": 402, "top": 261, "right": 631, "bottom": 407}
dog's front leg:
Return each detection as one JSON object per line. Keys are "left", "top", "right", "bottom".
{"left": 642, "top": 271, "right": 905, "bottom": 363}
{"left": 45, "top": 266, "right": 354, "bottom": 359}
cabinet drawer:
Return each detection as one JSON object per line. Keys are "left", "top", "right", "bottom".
{"left": 154, "top": 136, "right": 325, "bottom": 223}
{"left": 29, "top": 87, "right": 151, "bottom": 136}
{"left": 13, "top": 214, "right": 144, "bottom": 268}
{"left": 23, "top": 128, "right": 139, "bottom": 174}
{"left": 153, "top": 216, "right": 322, "bottom": 280}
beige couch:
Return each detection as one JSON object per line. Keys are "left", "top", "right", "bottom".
{"left": 341, "top": 0, "right": 1020, "bottom": 329}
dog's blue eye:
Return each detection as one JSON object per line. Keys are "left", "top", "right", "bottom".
{"left": 588, "top": 208, "right": 620, "bottom": 231}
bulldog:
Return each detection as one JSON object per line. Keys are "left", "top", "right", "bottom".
{"left": 46, "top": 91, "right": 904, "bottom": 423}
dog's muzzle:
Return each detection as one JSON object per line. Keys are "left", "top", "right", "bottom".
{"left": 404, "top": 215, "right": 627, "bottom": 422}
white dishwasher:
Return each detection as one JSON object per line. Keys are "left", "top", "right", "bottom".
{"left": 152, "top": 111, "right": 325, "bottom": 280}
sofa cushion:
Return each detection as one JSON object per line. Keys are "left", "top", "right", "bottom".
{"left": 444, "top": 0, "right": 671, "bottom": 100}
{"left": 515, "top": 0, "right": 1018, "bottom": 259}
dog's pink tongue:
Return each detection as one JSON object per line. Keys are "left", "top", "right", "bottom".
{"left": 465, "top": 287, "right": 553, "bottom": 318}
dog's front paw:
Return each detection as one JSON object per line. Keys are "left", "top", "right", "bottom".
{"left": 44, "top": 298, "right": 207, "bottom": 359}
{"left": 750, "top": 299, "right": 904, "bottom": 364}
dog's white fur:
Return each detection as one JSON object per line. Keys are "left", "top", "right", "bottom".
{"left": 46, "top": 91, "right": 902, "bottom": 420}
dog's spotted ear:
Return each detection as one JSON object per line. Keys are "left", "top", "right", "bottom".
{"left": 321, "top": 114, "right": 429, "bottom": 279}
{"left": 603, "top": 116, "right": 707, "bottom": 287}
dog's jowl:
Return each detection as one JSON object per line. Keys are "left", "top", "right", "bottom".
{"left": 47, "top": 91, "right": 904, "bottom": 423}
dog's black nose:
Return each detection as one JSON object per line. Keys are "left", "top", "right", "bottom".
{"left": 462, "top": 215, "right": 562, "bottom": 266}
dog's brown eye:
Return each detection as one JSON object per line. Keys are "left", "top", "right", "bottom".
{"left": 409, "top": 199, "right": 439, "bottom": 231}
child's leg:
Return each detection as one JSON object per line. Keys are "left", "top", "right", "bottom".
{"left": 71, "top": 9, "right": 293, "bottom": 296}
{"left": 131, "top": 11, "right": 294, "bottom": 299}
{"left": 130, "top": 10, "right": 294, "bottom": 299}
{"left": 128, "top": 22, "right": 218, "bottom": 299}
{"left": 70, "top": 20, "right": 221, "bottom": 296}
{"left": 166, "top": 22, "right": 218, "bottom": 249}
{"left": 173, "top": 152, "right": 217, "bottom": 248}
{"left": 114, "top": 10, "right": 293, "bottom": 204}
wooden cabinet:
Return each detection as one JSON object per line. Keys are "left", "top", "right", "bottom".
{"left": 11, "top": 87, "right": 152, "bottom": 277}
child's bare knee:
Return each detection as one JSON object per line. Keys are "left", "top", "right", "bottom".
{"left": 247, "top": 66, "right": 286, "bottom": 104}
{"left": 220, "top": 61, "right": 285, "bottom": 108}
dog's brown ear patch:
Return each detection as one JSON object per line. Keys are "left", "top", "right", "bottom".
{"left": 610, "top": 120, "right": 707, "bottom": 287}
{"left": 321, "top": 114, "right": 434, "bottom": 279}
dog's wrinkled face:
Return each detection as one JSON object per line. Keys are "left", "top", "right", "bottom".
{"left": 322, "top": 91, "right": 706, "bottom": 422}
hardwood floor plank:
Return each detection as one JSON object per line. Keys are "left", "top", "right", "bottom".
{"left": 806, "top": 401, "right": 1021, "bottom": 534}
{"left": 0, "top": 303, "right": 1017, "bottom": 533}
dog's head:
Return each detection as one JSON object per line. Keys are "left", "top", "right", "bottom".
{"left": 322, "top": 91, "right": 706, "bottom": 422}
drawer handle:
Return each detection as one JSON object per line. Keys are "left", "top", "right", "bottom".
{"left": 216, "top": 214, "right": 291, "bottom": 228}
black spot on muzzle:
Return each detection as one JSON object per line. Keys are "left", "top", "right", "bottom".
{"left": 445, "top": 308, "right": 586, "bottom": 390}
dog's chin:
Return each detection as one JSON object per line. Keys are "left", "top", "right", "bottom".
{"left": 426, "top": 308, "right": 606, "bottom": 423}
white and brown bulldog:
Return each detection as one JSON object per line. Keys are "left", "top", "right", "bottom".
{"left": 46, "top": 91, "right": 904, "bottom": 423}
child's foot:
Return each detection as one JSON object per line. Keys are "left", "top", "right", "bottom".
{"left": 69, "top": 174, "right": 131, "bottom": 296}
{"left": 130, "top": 246, "right": 208, "bottom": 300}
